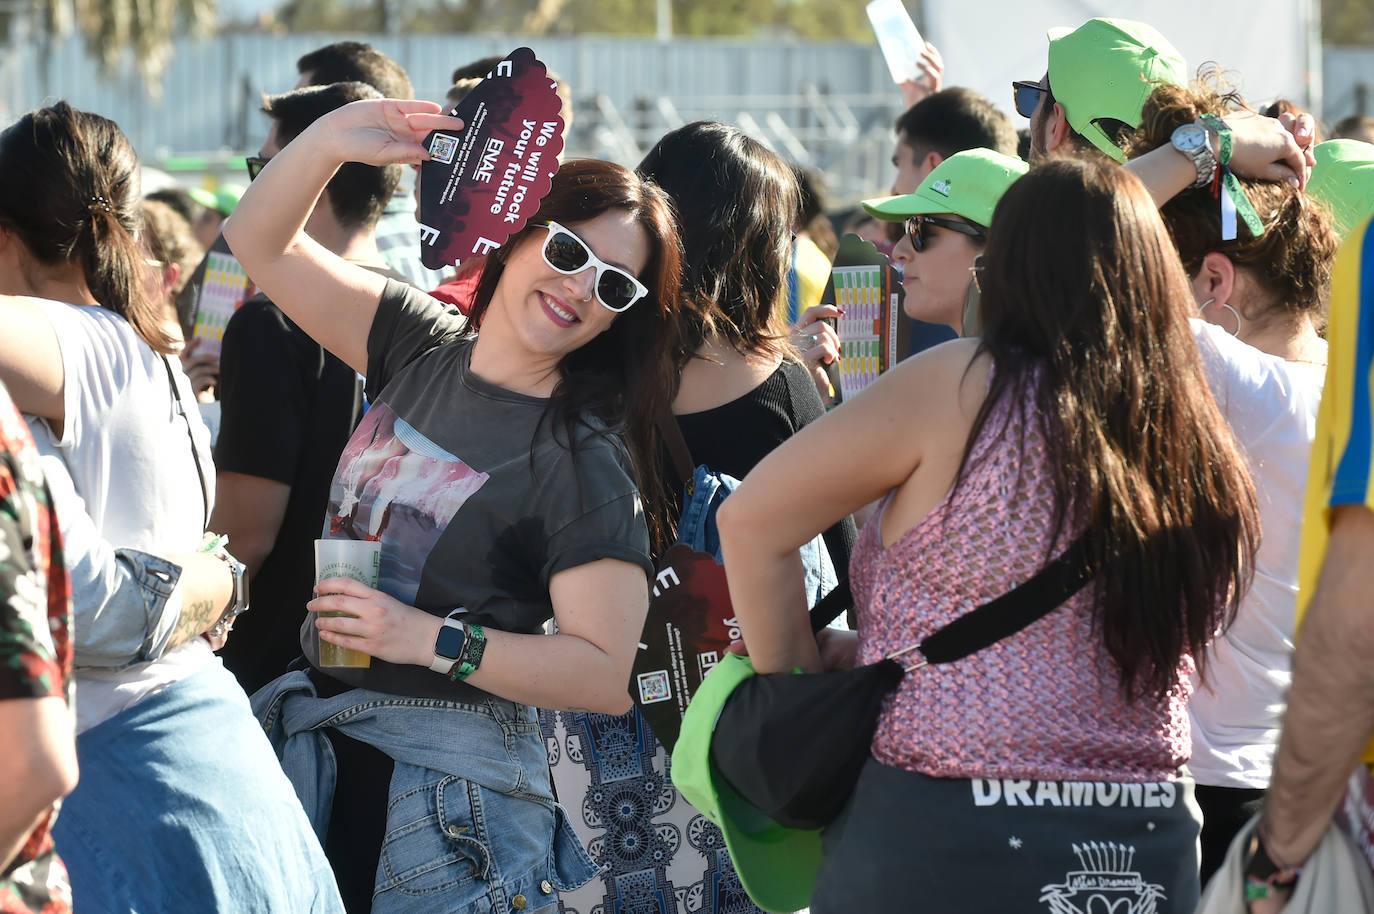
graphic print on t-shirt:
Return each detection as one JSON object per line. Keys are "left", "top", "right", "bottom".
{"left": 1037, "top": 841, "right": 1166, "bottom": 913}
{"left": 325, "top": 402, "right": 487, "bottom": 603}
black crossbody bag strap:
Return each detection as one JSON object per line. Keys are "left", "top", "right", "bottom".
{"left": 806, "top": 534, "right": 1096, "bottom": 664}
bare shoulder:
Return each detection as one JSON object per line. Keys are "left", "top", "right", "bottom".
{"left": 874, "top": 337, "right": 990, "bottom": 415}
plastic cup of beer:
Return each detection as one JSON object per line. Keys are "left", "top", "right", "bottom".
{"left": 314, "top": 538, "right": 380, "bottom": 669}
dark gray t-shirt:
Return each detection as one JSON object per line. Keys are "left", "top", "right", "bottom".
{"left": 301, "top": 279, "right": 652, "bottom": 700}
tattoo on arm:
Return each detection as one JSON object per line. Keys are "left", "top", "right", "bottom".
{"left": 168, "top": 598, "right": 220, "bottom": 649}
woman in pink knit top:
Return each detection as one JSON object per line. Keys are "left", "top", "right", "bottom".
{"left": 716, "top": 159, "right": 1260, "bottom": 911}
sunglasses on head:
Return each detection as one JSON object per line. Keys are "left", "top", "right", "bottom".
{"left": 1012, "top": 80, "right": 1047, "bottom": 119}
{"left": 904, "top": 214, "right": 986, "bottom": 252}
{"left": 246, "top": 155, "right": 271, "bottom": 181}
{"left": 537, "top": 221, "right": 648, "bottom": 313}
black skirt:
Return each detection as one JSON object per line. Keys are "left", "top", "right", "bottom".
{"left": 810, "top": 757, "right": 1202, "bottom": 913}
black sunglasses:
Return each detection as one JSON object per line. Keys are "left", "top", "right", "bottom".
{"left": 246, "top": 155, "right": 271, "bottom": 181}
{"left": 1012, "top": 80, "right": 1047, "bottom": 119}
{"left": 536, "top": 221, "right": 648, "bottom": 313}
{"left": 904, "top": 214, "right": 986, "bottom": 252}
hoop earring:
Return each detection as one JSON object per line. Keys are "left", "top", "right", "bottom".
{"left": 1218, "top": 302, "right": 1242, "bottom": 337}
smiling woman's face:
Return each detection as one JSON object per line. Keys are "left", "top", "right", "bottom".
{"left": 486, "top": 208, "right": 651, "bottom": 361}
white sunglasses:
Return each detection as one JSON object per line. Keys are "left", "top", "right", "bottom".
{"left": 537, "top": 221, "right": 649, "bottom": 313}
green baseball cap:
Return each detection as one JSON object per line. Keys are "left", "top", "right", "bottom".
{"left": 214, "top": 183, "right": 246, "bottom": 216}
{"left": 187, "top": 186, "right": 218, "bottom": 212}
{"left": 671, "top": 653, "right": 823, "bottom": 913}
{"left": 861, "top": 148, "right": 1028, "bottom": 229}
{"left": 1047, "top": 18, "right": 1188, "bottom": 163}
{"left": 1308, "top": 139, "right": 1374, "bottom": 241}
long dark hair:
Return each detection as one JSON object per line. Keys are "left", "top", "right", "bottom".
{"left": 1126, "top": 82, "right": 1338, "bottom": 331}
{"left": 637, "top": 121, "right": 797, "bottom": 364}
{"left": 468, "top": 159, "right": 683, "bottom": 553}
{"left": 0, "top": 101, "right": 177, "bottom": 354}
{"left": 969, "top": 158, "right": 1259, "bottom": 700}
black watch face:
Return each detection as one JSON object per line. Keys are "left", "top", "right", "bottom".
{"left": 435, "top": 624, "right": 466, "bottom": 660}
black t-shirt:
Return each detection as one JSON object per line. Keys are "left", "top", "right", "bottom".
{"left": 301, "top": 279, "right": 653, "bottom": 701}
{"left": 669, "top": 357, "right": 857, "bottom": 573}
{"left": 215, "top": 292, "right": 367, "bottom": 693}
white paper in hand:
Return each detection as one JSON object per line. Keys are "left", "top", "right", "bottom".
{"left": 866, "top": 0, "right": 925, "bottom": 85}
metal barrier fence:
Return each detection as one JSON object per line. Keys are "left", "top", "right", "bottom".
{"left": 6, "top": 31, "right": 1372, "bottom": 205}
{"left": 0, "top": 31, "right": 906, "bottom": 204}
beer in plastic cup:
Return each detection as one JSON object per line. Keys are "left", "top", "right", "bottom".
{"left": 314, "top": 538, "right": 380, "bottom": 669}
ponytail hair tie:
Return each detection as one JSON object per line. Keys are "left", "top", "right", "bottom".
{"left": 87, "top": 195, "right": 113, "bottom": 215}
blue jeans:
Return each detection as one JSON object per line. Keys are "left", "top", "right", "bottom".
{"left": 52, "top": 662, "right": 344, "bottom": 914}
{"left": 253, "top": 670, "right": 599, "bottom": 913}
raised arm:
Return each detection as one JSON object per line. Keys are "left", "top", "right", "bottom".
{"left": 222, "top": 99, "right": 462, "bottom": 374}
{"left": 1127, "top": 107, "right": 1315, "bottom": 207}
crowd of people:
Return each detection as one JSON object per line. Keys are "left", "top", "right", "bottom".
{"left": 4, "top": 17, "right": 1374, "bottom": 914}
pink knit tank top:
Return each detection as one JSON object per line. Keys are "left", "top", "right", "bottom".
{"left": 851, "top": 386, "right": 1193, "bottom": 783}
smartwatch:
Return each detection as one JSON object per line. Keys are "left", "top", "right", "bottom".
{"left": 430, "top": 611, "right": 468, "bottom": 674}
{"left": 1171, "top": 122, "right": 1218, "bottom": 189}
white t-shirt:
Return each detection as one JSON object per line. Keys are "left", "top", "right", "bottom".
{"left": 25, "top": 298, "right": 218, "bottom": 732}
{"left": 1188, "top": 320, "right": 1326, "bottom": 788}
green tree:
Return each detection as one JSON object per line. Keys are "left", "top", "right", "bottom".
{"left": 1324, "top": 0, "right": 1374, "bottom": 46}
{"left": 273, "top": 0, "right": 873, "bottom": 40}
{"left": 2, "top": 0, "right": 215, "bottom": 89}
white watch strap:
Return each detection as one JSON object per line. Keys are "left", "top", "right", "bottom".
{"left": 429, "top": 616, "right": 466, "bottom": 673}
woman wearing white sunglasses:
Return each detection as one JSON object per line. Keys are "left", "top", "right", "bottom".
{"left": 225, "top": 98, "right": 684, "bottom": 914}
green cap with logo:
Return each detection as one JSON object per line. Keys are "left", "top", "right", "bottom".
{"left": 861, "top": 148, "right": 1028, "bottom": 229}
{"left": 671, "top": 653, "right": 823, "bottom": 913}
{"left": 1047, "top": 18, "right": 1188, "bottom": 163}
{"left": 1308, "top": 139, "right": 1374, "bottom": 241}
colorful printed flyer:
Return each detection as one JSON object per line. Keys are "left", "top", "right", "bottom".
{"left": 418, "top": 47, "right": 565, "bottom": 271}
{"left": 820, "top": 233, "right": 910, "bottom": 404}
{"left": 632, "top": 544, "right": 739, "bottom": 751}
{"left": 185, "top": 236, "right": 255, "bottom": 358}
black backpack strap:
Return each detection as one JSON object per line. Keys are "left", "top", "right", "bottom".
{"left": 915, "top": 534, "right": 1096, "bottom": 665}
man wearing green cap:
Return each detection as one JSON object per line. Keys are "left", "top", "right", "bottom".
{"left": 1014, "top": 17, "right": 1314, "bottom": 201}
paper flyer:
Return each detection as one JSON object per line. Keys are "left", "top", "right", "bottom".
{"left": 632, "top": 544, "right": 740, "bottom": 751}
{"left": 186, "top": 238, "right": 255, "bottom": 358}
{"left": 866, "top": 0, "right": 926, "bottom": 85}
{"left": 820, "top": 233, "right": 910, "bottom": 404}
{"left": 418, "top": 47, "right": 565, "bottom": 271}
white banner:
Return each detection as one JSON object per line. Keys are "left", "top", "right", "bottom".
{"left": 923, "top": 0, "right": 1319, "bottom": 131}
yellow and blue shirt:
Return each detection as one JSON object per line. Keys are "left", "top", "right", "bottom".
{"left": 1297, "top": 213, "right": 1374, "bottom": 763}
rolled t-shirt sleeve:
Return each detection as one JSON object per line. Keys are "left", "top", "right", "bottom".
{"left": 537, "top": 437, "right": 653, "bottom": 584}
{"left": 543, "top": 490, "right": 653, "bottom": 584}
{"left": 366, "top": 279, "right": 470, "bottom": 400}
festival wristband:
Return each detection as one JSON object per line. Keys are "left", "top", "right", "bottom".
{"left": 450, "top": 623, "right": 487, "bottom": 681}
{"left": 1198, "top": 114, "right": 1232, "bottom": 166}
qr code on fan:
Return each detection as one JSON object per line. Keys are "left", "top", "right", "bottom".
{"left": 429, "top": 134, "right": 458, "bottom": 165}
{"left": 637, "top": 670, "right": 671, "bottom": 704}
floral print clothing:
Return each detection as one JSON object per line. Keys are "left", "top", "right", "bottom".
{"left": 0, "top": 383, "right": 73, "bottom": 914}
